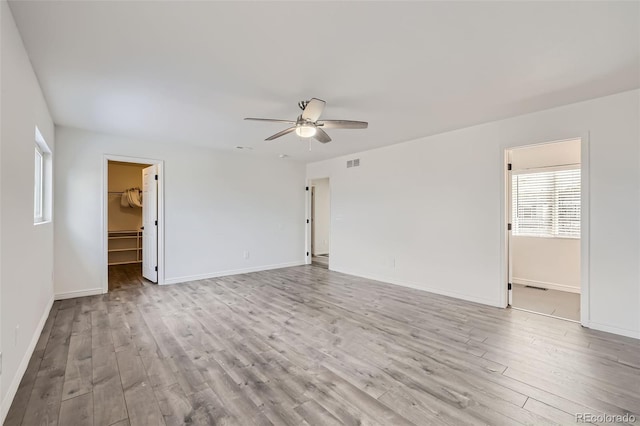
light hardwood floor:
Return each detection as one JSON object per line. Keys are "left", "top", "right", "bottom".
{"left": 5, "top": 265, "right": 640, "bottom": 426}
{"left": 108, "top": 264, "right": 150, "bottom": 292}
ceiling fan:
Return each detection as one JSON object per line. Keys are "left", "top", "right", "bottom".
{"left": 244, "top": 98, "right": 368, "bottom": 143}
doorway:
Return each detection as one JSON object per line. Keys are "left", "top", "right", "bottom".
{"left": 310, "top": 178, "right": 330, "bottom": 268}
{"left": 104, "top": 156, "right": 163, "bottom": 292}
{"left": 506, "top": 139, "right": 582, "bottom": 321}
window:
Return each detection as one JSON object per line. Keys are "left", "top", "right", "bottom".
{"left": 512, "top": 168, "right": 580, "bottom": 238}
{"left": 34, "top": 127, "right": 51, "bottom": 224}
{"left": 34, "top": 145, "right": 44, "bottom": 222}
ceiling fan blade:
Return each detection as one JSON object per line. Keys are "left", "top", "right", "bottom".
{"left": 318, "top": 120, "right": 368, "bottom": 129}
{"left": 302, "top": 98, "right": 326, "bottom": 122}
{"left": 265, "top": 127, "right": 296, "bottom": 141}
{"left": 245, "top": 118, "right": 296, "bottom": 124}
{"left": 313, "top": 128, "right": 332, "bottom": 143}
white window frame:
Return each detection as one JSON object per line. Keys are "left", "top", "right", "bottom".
{"left": 34, "top": 145, "right": 44, "bottom": 223}
{"left": 34, "top": 127, "right": 52, "bottom": 224}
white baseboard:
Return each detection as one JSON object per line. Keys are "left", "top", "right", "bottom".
{"left": 583, "top": 321, "right": 640, "bottom": 340}
{"left": 329, "top": 267, "right": 503, "bottom": 308}
{"left": 1, "top": 296, "right": 54, "bottom": 424}
{"left": 512, "top": 277, "right": 580, "bottom": 294}
{"left": 163, "top": 261, "right": 306, "bottom": 285}
{"left": 55, "top": 287, "right": 103, "bottom": 300}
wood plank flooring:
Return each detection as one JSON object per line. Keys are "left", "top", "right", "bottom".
{"left": 108, "top": 264, "right": 150, "bottom": 292}
{"left": 5, "top": 265, "right": 640, "bottom": 425}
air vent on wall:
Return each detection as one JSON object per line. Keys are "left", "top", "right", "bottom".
{"left": 346, "top": 158, "right": 360, "bottom": 168}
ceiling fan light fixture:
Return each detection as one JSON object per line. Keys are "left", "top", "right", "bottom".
{"left": 295, "top": 125, "right": 317, "bottom": 138}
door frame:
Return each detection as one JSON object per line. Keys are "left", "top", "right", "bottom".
{"left": 501, "top": 134, "right": 590, "bottom": 326}
{"left": 310, "top": 186, "right": 315, "bottom": 256}
{"left": 102, "top": 154, "right": 165, "bottom": 292}
{"left": 305, "top": 177, "right": 331, "bottom": 266}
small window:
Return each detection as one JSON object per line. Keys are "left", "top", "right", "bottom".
{"left": 512, "top": 168, "right": 580, "bottom": 238}
{"left": 34, "top": 127, "right": 51, "bottom": 224}
{"left": 34, "top": 145, "right": 44, "bottom": 222}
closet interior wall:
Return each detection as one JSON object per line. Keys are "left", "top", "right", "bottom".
{"left": 108, "top": 161, "right": 146, "bottom": 265}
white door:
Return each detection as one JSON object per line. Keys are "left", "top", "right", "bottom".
{"left": 142, "top": 165, "right": 158, "bottom": 282}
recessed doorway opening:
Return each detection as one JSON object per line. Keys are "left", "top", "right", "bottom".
{"left": 309, "top": 178, "right": 330, "bottom": 269}
{"left": 104, "top": 155, "right": 164, "bottom": 292}
{"left": 506, "top": 139, "right": 583, "bottom": 322}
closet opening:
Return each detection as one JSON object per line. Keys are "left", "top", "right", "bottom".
{"left": 105, "top": 156, "right": 163, "bottom": 291}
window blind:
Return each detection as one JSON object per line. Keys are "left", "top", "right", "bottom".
{"left": 512, "top": 168, "right": 580, "bottom": 238}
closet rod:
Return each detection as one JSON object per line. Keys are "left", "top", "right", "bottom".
{"left": 108, "top": 189, "right": 142, "bottom": 195}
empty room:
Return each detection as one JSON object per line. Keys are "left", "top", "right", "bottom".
{"left": 1, "top": 1, "right": 639, "bottom": 426}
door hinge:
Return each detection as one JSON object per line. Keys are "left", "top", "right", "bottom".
{"left": 305, "top": 186, "right": 309, "bottom": 191}
{"left": 507, "top": 223, "right": 512, "bottom": 231}
{"left": 306, "top": 251, "right": 309, "bottom": 256}
{"left": 155, "top": 266, "right": 158, "bottom": 272}
{"left": 155, "top": 174, "right": 158, "bottom": 180}
{"left": 141, "top": 226, "right": 144, "bottom": 230}
{"left": 155, "top": 220, "right": 158, "bottom": 226}
{"left": 507, "top": 163, "right": 512, "bottom": 171}
{"left": 306, "top": 219, "right": 309, "bottom": 224}
{"left": 508, "top": 283, "right": 512, "bottom": 290}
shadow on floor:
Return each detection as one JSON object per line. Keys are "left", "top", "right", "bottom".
{"left": 108, "top": 263, "right": 152, "bottom": 291}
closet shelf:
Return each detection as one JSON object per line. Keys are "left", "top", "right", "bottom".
{"left": 108, "top": 229, "right": 142, "bottom": 265}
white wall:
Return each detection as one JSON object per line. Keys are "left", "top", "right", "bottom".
{"left": 312, "top": 178, "right": 330, "bottom": 255}
{"left": 54, "top": 126, "right": 306, "bottom": 296}
{"left": 511, "top": 237, "right": 580, "bottom": 292}
{"left": 511, "top": 139, "right": 581, "bottom": 293}
{"left": 307, "top": 89, "right": 640, "bottom": 339}
{"left": 0, "top": 1, "right": 55, "bottom": 421}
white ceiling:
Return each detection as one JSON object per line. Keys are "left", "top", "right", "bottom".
{"left": 9, "top": 1, "right": 640, "bottom": 162}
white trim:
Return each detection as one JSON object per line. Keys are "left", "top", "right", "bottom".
{"left": 103, "top": 155, "right": 165, "bottom": 293}
{"left": 162, "top": 261, "right": 305, "bottom": 285}
{"left": 512, "top": 278, "right": 580, "bottom": 294}
{"left": 579, "top": 132, "right": 590, "bottom": 327}
{"left": 583, "top": 321, "right": 640, "bottom": 340}
{"left": 0, "top": 297, "right": 54, "bottom": 424}
{"left": 305, "top": 179, "right": 312, "bottom": 265}
{"left": 55, "top": 288, "right": 103, "bottom": 300}
{"left": 330, "top": 267, "right": 503, "bottom": 308}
